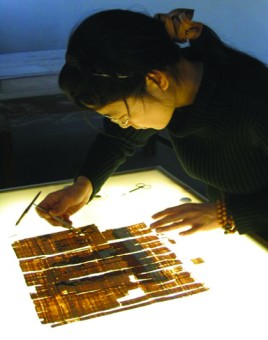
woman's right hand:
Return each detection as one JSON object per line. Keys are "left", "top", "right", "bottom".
{"left": 36, "top": 176, "right": 93, "bottom": 227}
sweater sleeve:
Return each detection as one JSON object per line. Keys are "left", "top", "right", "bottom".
{"left": 226, "top": 112, "right": 268, "bottom": 234}
{"left": 76, "top": 120, "right": 157, "bottom": 196}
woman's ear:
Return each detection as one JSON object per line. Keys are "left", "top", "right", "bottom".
{"left": 145, "top": 70, "right": 170, "bottom": 92}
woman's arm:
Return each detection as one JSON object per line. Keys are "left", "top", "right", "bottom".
{"left": 38, "top": 121, "right": 157, "bottom": 226}
{"left": 77, "top": 120, "right": 157, "bottom": 197}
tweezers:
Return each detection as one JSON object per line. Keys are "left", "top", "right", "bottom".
{"left": 34, "top": 205, "right": 76, "bottom": 231}
{"left": 16, "top": 190, "right": 75, "bottom": 231}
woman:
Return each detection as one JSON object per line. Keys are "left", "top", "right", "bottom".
{"left": 37, "top": 9, "right": 268, "bottom": 236}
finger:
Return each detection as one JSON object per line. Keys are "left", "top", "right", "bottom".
{"left": 152, "top": 220, "right": 186, "bottom": 233}
{"left": 49, "top": 198, "right": 71, "bottom": 216}
{"left": 152, "top": 203, "right": 195, "bottom": 219}
{"left": 151, "top": 211, "right": 169, "bottom": 219}
{"left": 151, "top": 209, "right": 189, "bottom": 227}
{"left": 62, "top": 214, "right": 73, "bottom": 225}
{"left": 46, "top": 215, "right": 73, "bottom": 228}
{"left": 151, "top": 213, "right": 175, "bottom": 228}
{"left": 35, "top": 205, "right": 53, "bottom": 219}
{"left": 46, "top": 217, "right": 65, "bottom": 227}
{"left": 151, "top": 206, "right": 180, "bottom": 219}
{"left": 37, "top": 194, "right": 59, "bottom": 210}
{"left": 179, "top": 228, "right": 198, "bottom": 236}
{"left": 38, "top": 214, "right": 62, "bottom": 227}
{"left": 151, "top": 214, "right": 184, "bottom": 229}
{"left": 36, "top": 205, "right": 71, "bottom": 227}
{"left": 153, "top": 216, "right": 202, "bottom": 232}
{"left": 150, "top": 217, "right": 180, "bottom": 229}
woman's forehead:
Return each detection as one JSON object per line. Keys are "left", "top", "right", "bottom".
{"left": 96, "top": 100, "right": 126, "bottom": 115}
{"left": 85, "top": 99, "right": 123, "bottom": 111}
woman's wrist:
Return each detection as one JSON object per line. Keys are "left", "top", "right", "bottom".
{"left": 75, "top": 176, "right": 93, "bottom": 194}
{"left": 216, "top": 200, "right": 236, "bottom": 234}
{"left": 75, "top": 176, "right": 92, "bottom": 188}
{"left": 74, "top": 176, "right": 93, "bottom": 204}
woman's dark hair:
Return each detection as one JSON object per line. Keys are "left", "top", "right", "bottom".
{"left": 187, "top": 24, "right": 266, "bottom": 68}
{"left": 59, "top": 9, "right": 265, "bottom": 110}
{"left": 59, "top": 9, "right": 181, "bottom": 110}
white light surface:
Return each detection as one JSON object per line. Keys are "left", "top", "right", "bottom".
{"left": 0, "top": 167, "right": 267, "bottom": 340}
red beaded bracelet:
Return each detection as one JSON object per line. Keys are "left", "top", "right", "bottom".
{"left": 216, "top": 200, "right": 236, "bottom": 234}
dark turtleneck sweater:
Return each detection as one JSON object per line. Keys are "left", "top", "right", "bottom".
{"left": 77, "top": 60, "right": 268, "bottom": 235}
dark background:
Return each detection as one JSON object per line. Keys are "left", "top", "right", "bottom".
{"left": 0, "top": 93, "right": 206, "bottom": 194}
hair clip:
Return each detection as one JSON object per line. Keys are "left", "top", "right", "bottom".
{"left": 66, "top": 53, "right": 134, "bottom": 79}
{"left": 92, "top": 72, "right": 133, "bottom": 79}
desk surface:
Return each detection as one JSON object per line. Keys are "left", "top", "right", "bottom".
{"left": 0, "top": 167, "right": 267, "bottom": 340}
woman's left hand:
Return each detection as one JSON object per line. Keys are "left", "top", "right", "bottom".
{"left": 150, "top": 202, "right": 220, "bottom": 236}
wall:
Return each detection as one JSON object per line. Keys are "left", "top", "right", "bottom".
{"left": 0, "top": 0, "right": 268, "bottom": 63}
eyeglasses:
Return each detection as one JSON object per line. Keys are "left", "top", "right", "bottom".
{"left": 105, "top": 98, "right": 131, "bottom": 127}
{"left": 109, "top": 117, "right": 130, "bottom": 126}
